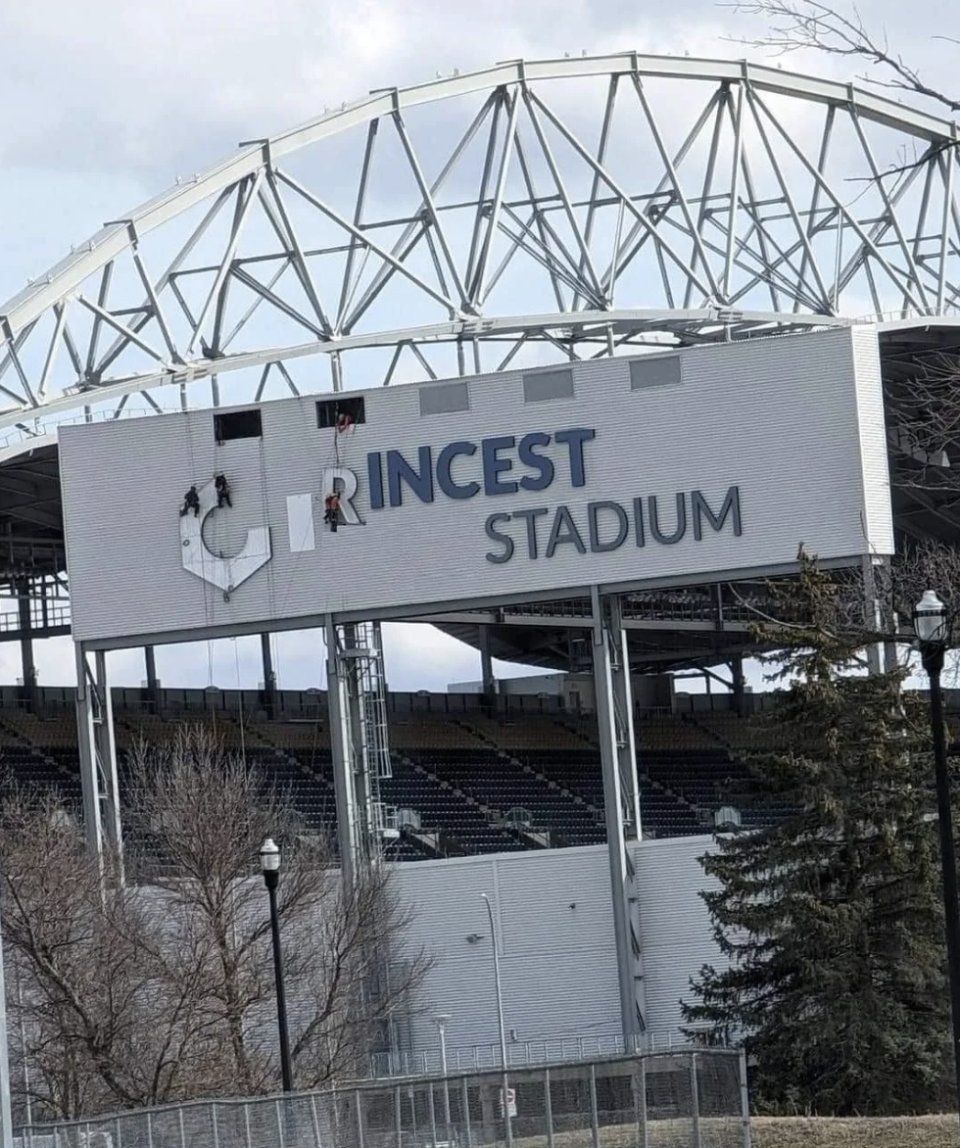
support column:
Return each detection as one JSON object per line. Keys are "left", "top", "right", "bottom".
{"left": 75, "top": 644, "right": 123, "bottom": 874}
{"left": 16, "top": 579, "right": 36, "bottom": 712}
{"left": 591, "top": 588, "right": 645, "bottom": 1045}
{"left": 479, "top": 625, "right": 496, "bottom": 714}
{"left": 861, "top": 554, "right": 886, "bottom": 675}
{"left": 326, "top": 618, "right": 358, "bottom": 889}
{"left": 143, "top": 645, "right": 160, "bottom": 713}
{"left": 731, "top": 655, "right": 745, "bottom": 717}
{"left": 260, "top": 632, "right": 277, "bottom": 719}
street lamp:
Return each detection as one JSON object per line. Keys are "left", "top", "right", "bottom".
{"left": 480, "top": 894, "right": 513, "bottom": 1148}
{"left": 434, "top": 1013, "right": 452, "bottom": 1140}
{"left": 260, "top": 836, "right": 293, "bottom": 1092}
{"left": 914, "top": 590, "right": 960, "bottom": 1120}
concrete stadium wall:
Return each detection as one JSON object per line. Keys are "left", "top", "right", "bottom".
{"left": 394, "top": 834, "right": 722, "bottom": 1061}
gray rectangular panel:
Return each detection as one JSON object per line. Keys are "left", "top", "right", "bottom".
{"left": 523, "top": 368, "right": 575, "bottom": 403}
{"left": 629, "top": 355, "right": 682, "bottom": 390}
{"left": 419, "top": 381, "right": 470, "bottom": 416}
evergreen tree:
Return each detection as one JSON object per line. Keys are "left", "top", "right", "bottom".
{"left": 682, "top": 553, "right": 951, "bottom": 1115}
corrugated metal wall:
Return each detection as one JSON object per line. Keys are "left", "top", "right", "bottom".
{"left": 394, "top": 836, "right": 724, "bottom": 1060}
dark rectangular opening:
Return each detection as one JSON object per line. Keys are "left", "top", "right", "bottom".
{"left": 214, "top": 408, "right": 263, "bottom": 442}
{"left": 317, "top": 396, "right": 366, "bottom": 429}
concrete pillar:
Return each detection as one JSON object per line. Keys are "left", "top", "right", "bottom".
{"left": 260, "top": 631, "right": 277, "bottom": 719}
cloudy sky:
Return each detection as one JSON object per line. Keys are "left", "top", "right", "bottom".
{"left": 0, "top": 0, "right": 954, "bottom": 693}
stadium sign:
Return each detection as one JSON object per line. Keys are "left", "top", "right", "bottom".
{"left": 59, "top": 326, "right": 892, "bottom": 646}
{"left": 177, "top": 424, "right": 744, "bottom": 591}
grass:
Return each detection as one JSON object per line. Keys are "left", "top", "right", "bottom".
{"left": 750, "top": 1114, "right": 960, "bottom": 1147}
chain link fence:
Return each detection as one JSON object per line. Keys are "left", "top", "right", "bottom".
{"left": 13, "top": 1050, "right": 749, "bottom": 1148}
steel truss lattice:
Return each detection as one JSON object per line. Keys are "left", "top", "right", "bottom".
{"left": 2, "top": 53, "right": 960, "bottom": 443}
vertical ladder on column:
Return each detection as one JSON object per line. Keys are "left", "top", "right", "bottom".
{"left": 354, "top": 620, "right": 398, "bottom": 849}
{"left": 329, "top": 621, "right": 398, "bottom": 878}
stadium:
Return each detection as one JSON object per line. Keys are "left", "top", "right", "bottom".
{"left": 2, "top": 49, "right": 960, "bottom": 1146}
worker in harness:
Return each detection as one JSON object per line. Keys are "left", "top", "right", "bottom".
{"left": 180, "top": 485, "right": 200, "bottom": 517}
{"left": 323, "top": 491, "right": 341, "bottom": 532}
{"left": 214, "top": 473, "right": 232, "bottom": 509}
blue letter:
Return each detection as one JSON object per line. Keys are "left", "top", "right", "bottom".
{"left": 588, "top": 501, "right": 628, "bottom": 553}
{"left": 482, "top": 435, "right": 518, "bottom": 495}
{"left": 485, "top": 514, "right": 514, "bottom": 564}
{"left": 387, "top": 447, "right": 434, "bottom": 507}
{"left": 545, "top": 505, "right": 586, "bottom": 558}
{"left": 555, "top": 428, "right": 596, "bottom": 488}
{"left": 436, "top": 441, "right": 480, "bottom": 500}
{"left": 633, "top": 497, "right": 645, "bottom": 548}
{"left": 512, "top": 508, "right": 550, "bottom": 559}
{"left": 367, "top": 453, "right": 384, "bottom": 511}
{"left": 518, "top": 432, "right": 555, "bottom": 492}
{"left": 692, "top": 486, "right": 742, "bottom": 540}
{"left": 648, "top": 493, "right": 687, "bottom": 545}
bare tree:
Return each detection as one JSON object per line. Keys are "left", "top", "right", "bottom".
{"left": 0, "top": 783, "right": 217, "bottom": 1119}
{"left": 730, "top": 0, "right": 960, "bottom": 117}
{"left": 1, "top": 727, "right": 429, "bottom": 1119}
{"left": 125, "top": 725, "right": 430, "bottom": 1094}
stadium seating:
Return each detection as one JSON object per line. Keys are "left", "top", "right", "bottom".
{"left": 0, "top": 695, "right": 784, "bottom": 859}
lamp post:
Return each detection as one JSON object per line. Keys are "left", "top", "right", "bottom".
{"left": 260, "top": 836, "right": 293, "bottom": 1093}
{"left": 480, "top": 893, "right": 512, "bottom": 1148}
{"left": 914, "top": 590, "right": 960, "bottom": 1120}
{"left": 434, "top": 1013, "right": 452, "bottom": 1140}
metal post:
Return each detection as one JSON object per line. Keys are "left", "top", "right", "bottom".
{"left": 479, "top": 625, "right": 496, "bottom": 713}
{"left": 460, "top": 1076, "right": 472, "bottom": 1148}
{"left": 265, "top": 874, "right": 293, "bottom": 1091}
{"left": 354, "top": 1089, "right": 365, "bottom": 1148}
{"left": 690, "top": 1053, "right": 701, "bottom": 1148}
{"left": 427, "top": 1083, "right": 438, "bottom": 1148}
{"left": 738, "top": 1048, "right": 751, "bottom": 1148}
{"left": 436, "top": 1016, "right": 453, "bottom": 1141}
{"left": 480, "top": 894, "right": 512, "bottom": 1148}
{"left": 589, "top": 1063, "right": 600, "bottom": 1148}
{"left": 16, "top": 579, "right": 35, "bottom": 712}
{"left": 326, "top": 617, "right": 358, "bottom": 888}
{"left": 261, "top": 632, "right": 277, "bottom": 719}
{"left": 544, "top": 1067, "right": 554, "bottom": 1148}
{"left": 0, "top": 891, "right": 14, "bottom": 1148}
{"left": 394, "top": 1087, "right": 403, "bottom": 1148}
{"left": 639, "top": 1058, "right": 649, "bottom": 1148}
{"left": 310, "top": 1097, "right": 324, "bottom": 1148}
{"left": 143, "top": 645, "right": 160, "bottom": 712}
{"left": 591, "top": 588, "right": 645, "bottom": 1044}
{"left": 925, "top": 653, "right": 960, "bottom": 1124}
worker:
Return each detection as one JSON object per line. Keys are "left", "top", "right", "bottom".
{"left": 337, "top": 411, "right": 354, "bottom": 433}
{"left": 180, "top": 485, "right": 200, "bottom": 518}
{"left": 323, "top": 491, "right": 341, "bottom": 533}
{"left": 215, "top": 473, "right": 232, "bottom": 509}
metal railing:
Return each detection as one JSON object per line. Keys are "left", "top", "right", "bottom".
{"left": 14, "top": 1049, "right": 750, "bottom": 1148}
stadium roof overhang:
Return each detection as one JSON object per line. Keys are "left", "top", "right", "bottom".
{"left": 4, "top": 320, "right": 960, "bottom": 670}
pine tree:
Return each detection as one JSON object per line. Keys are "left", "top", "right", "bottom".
{"left": 682, "top": 553, "right": 951, "bottom": 1115}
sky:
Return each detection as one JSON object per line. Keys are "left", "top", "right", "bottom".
{"left": 0, "top": 0, "right": 956, "bottom": 693}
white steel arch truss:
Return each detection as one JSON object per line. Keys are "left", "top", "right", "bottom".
{"left": 2, "top": 52, "right": 960, "bottom": 441}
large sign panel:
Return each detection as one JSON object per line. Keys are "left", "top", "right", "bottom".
{"left": 59, "top": 327, "right": 893, "bottom": 645}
